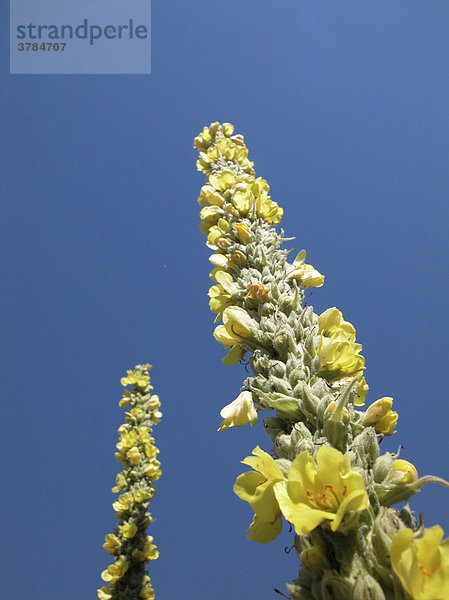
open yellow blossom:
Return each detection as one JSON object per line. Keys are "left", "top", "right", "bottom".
{"left": 132, "top": 537, "right": 159, "bottom": 562}
{"left": 122, "top": 523, "right": 138, "bottom": 539}
{"left": 222, "top": 344, "right": 246, "bottom": 366}
{"left": 199, "top": 205, "right": 224, "bottom": 235}
{"left": 209, "top": 169, "right": 237, "bottom": 192}
{"left": 218, "top": 391, "right": 258, "bottom": 431}
{"left": 120, "top": 369, "right": 150, "bottom": 389}
{"left": 213, "top": 306, "right": 255, "bottom": 347}
{"left": 198, "top": 184, "right": 225, "bottom": 208}
{"left": 317, "top": 308, "right": 366, "bottom": 384}
{"left": 318, "top": 307, "right": 356, "bottom": 342}
{"left": 273, "top": 447, "right": 368, "bottom": 535}
{"left": 233, "top": 446, "right": 284, "bottom": 543}
{"left": 318, "top": 335, "right": 365, "bottom": 381}
{"left": 112, "top": 492, "right": 134, "bottom": 513}
{"left": 101, "top": 559, "right": 129, "bottom": 583}
{"left": 292, "top": 250, "right": 324, "bottom": 289}
{"left": 391, "top": 526, "right": 449, "bottom": 600}
{"left": 103, "top": 534, "right": 120, "bottom": 555}
{"left": 97, "top": 587, "right": 112, "bottom": 600}
{"left": 208, "top": 271, "right": 237, "bottom": 316}
{"left": 193, "top": 122, "right": 220, "bottom": 151}
{"left": 363, "top": 397, "right": 398, "bottom": 435}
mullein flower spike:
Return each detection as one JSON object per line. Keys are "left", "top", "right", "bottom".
{"left": 194, "top": 122, "right": 449, "bottom": 600}
{"left": 98, "top": 365, "right": 161, "bottom": 600}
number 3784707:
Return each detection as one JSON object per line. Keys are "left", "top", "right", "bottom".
{"left": 18, "top": 42, "right": 67, "bottom": 51}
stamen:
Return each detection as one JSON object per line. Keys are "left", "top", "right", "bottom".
{"left": 324, "top": 484, "right": 341, "bottom": 506}
{"left": 419, "top": 564, "right": 432, "bottom": 578}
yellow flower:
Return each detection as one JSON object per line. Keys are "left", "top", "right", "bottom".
{"left": 208, "top": 271, "right": 237, "bottom": 316}
{"left": 140, "top": 583, "right": 155, "bottom": 599}
{"left": 273, "top": 447, "right": 368, "bottom": 535}
{"left": 133, "top": 536, "right": 160, "bottom": 562}
{"left": 234, "top": 221, "right": 253, "bottom": 243}
{"left": 233, "top": 446, "right": 284, "bottom": 543}
{"left": 193, "top": 122, "right": 219, "bottom": 150}
{"left": 391, "top": 526, "right": 449, "bottom": 600}
{"left": 197, "top": 184, "right": 225, "bottom": 207}
{"left": 208, "top": 169, "right": 237, "bottom": 192}
{"left": 126, "top": 447, "right": 141, "bottom": 466}
{"left": 363, "top": 397, "right": 398, "bottom": 435}
{"left": 103, "top": 534, "right": 120, "bottom": 554}
{"left": 318, "top": 307, "right": 356, "bottom": 342}
{"left": 97, "top": 586, "right": 112, "bottom": 600}
{"left": 317, "top": 307, "right": 366, "bottom": 383}
{"left": 209, "top": 253, "right": 229, "bottom": 268}
{"left": 222, "top": 122, "right": 234, "bottom": 136}
{"left": 227, "top": 250, "right": 247, "bottom": 269}
{"left": 122, "top": 523, "right": 138, "bottom": 539}
{"left": 199, "top": 205, "right": 224, "bottom": 234}
{"left": 206, "top": 218, "right": 231, "bottom": 249}
{"left": 216, "top": 137, "right": 248, "bottom": 163}
{"left": 292, "top": 250, "right": 324, "bottom": 288}
{"left": 101, "top": 559, "right": 129, "bottom": 583}
{"left": 120, "top": 369, "right": 149, "bottom": 389}
{"left": 392, "top": 460, "right": 418, "bottom": 484}
{"left": 318, "top": 335, "right": 365, "bottom": 380}
{"left": 223, "top": 306, "right": 254, "bottom": 337}
{"left": 330, "top": 375, "right": 368, "bottom": 407}
{"left": 256, "top": 195, "right": 283, "bottom": 225}
{"left": 134, "top": 489, "right": 152, "bottom": 503}
{"left": 112, "top": 492, "right": 134, "bottom": 513}
{"left": 116, "top": 430, "right": 137, "bottom": 452}
{"left": 222, "top": 343, "right": 246, "bottom": 366}
{"left": 232, "top": 189, "right": 253, "bottom": 215}
{"left": 213, "top": 306, "right": 255, "bottom": 347}
{"left": 218, "top": 391, "right": 258, "bottom": 431}
{"left": 356, "top": 376, "right": 369, "bottom": 407}
{"left": 246, "top": 282, "right": 271, "bottom": 303}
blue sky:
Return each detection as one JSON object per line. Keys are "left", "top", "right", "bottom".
{"left": 1, "top": 2, "right": 449, "bottom": 599}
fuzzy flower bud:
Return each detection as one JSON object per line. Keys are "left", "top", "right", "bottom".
{"left": 391, "top": 459, "right": 418, "bottom": 484}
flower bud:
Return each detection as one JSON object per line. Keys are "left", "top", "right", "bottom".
{"left": 246, "top": 282, "right": 271, "bottom": 303}
{"left": 234, "top": 221, "right": 253, "bottom": 243}
{"left": 324, "top": 400, "right": 350, "bottom": 424}
{"left": 363, "top": 397, "right": 398, "bottom": 435}
{"left": 262, "top": 417, "right": 287, "bottom": 443}
{"left": 353, "top": 574, "right": 386, "bottom": 600}
{"left": 352, "top": 428, "right": 380, "bottom": 464}
{"left": 300, "top": 547, "right": 330, "bottom": 575}
{"left": 373, "top": 453, "right": 394, "bottom": 483}
{"left": 391, "top": 459, "right": 418, "bottom": 484}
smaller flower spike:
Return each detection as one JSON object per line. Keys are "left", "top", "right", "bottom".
{"left": 98, "top": 364, "right": 161, "bottom": 600}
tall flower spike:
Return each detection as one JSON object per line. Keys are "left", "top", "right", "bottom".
{"left": 194, "top": 123, "right": 449, "bottom": 600}
{"left": 98, "top": 364, "right": 161, "bottom": 600}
